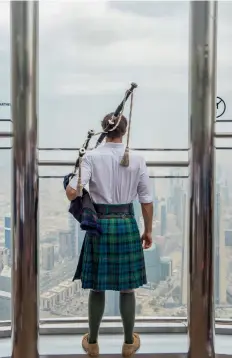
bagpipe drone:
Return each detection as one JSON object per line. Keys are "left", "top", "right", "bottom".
{"left": 63, "top": 82, "right": 138, "bottom": 225}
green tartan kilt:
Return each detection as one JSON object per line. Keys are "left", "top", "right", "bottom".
{"left": 80, "top": 216, "right": 147, "bottom": 291}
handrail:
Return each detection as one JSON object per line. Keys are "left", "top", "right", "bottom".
{"left": 215, "top": 132, "right": 232, "bottom": 138}
{"left": 0, "top": 131, "right": 232, "bottom": 141}
{"left": 216, "top": 119, "right": 232, "bottom": 122}
{"left": 37, "top": 147, "right": 189, "bottom": 152}
{"left": 38, "top": 160, "right": 189, "bottom": 167}
{"left": 1, "top": 117, "right": 231, "bottom": 123}
{"left": 1, "top": 316, "right": 232, "bottom": 327}
{"left": 0, "top": 132, "right": 13, "bottom": 138}
{"left": 0, "top": 119, "right": 12, "bottom": 122}
{"left": 1, "top": 131, "right": 232, "bottom": 139}
{"left": 39, "top": 175, "right": 189, "bottom": 179}
{"left": 1, "top": 143, "right": 231, "bottom": 151}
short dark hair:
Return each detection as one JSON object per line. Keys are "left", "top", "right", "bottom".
{"left": 101, "top": 113, "right": 127, "bottom": 139}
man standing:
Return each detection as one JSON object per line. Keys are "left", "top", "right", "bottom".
{"left": 66, "top": 113, "right": 153, "bottom": 357}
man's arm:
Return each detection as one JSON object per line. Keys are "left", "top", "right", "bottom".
{"left": 66, "top": 154, "right": 92, "bottom": 201}
{"left": 141, "top": 202, "right": 153, "bottom": 234}
{"left": 66, "top": 186, "right": 78, "bottom": 201}
{"left": 137, "top": 158, "right": 153, "bottom": 234}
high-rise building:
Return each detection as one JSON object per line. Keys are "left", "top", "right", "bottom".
{"left": 41, "top": 244, "right": 55, "bottom": 271}
{"left": 160, "top": 257, "right": 172, "bottom": 281}
{"left": 214, "top": 184, "right": 226, "bottom": 304}
{"left": 221, "top": 182, "right": 230, "bottom": 208}
{"left": 133, "top": 200, "right": 141, "bottom": 227}
{"left": 77, "top": 224, "right": 85, "bottom": 257}
{"left": 0, "top": 247, "right": 8, "bottom": 272}
{"left": 225, "top": 229, "right": 232, "bottom": 247}
{"left": 144, "top": 243, "right": 161, "bottom": 284}
{"left": 0, "top": 274, "right": 11, "bottom": 321}
{"left": 59, "top": 231, "right": 72, "bottom": 258}
{"left": 68, "top": 214, "right": 78, "bottom": 259}
{"left": 105, "top": 291, "right": 120, "bottom": 316}
{"left": 151, "top": 177, "right": 155, "bottom": 201}
{"left": 167, "top": 197, "right": 172, "bottom": 214}
{"left": 0, "top": 248, "right": 4, "bottom": 272}
{"left": 154, "top": 197, "right": 159, "bottom": 218}
{"left": 217, "top": 164, "right": 222, "bottom": 182}
{"left": 160, "top": 204, "right": 167, "bottom": 236}
{"left": 4, "top": 215, "right": 11, "bottom": 252}
{"left": 174, "top": 186, "right": 182, "bottom": 229}
{"left": 180, "top": 191, "right": 188, "bottom": 305}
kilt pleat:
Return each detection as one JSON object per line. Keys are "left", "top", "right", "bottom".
{"left": 80, "top": 215, "right": 147, "bottom": 291}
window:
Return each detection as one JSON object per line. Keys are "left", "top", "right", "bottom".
{"left": 38, "top": 165, "right": 188, "bottom": 319}
{"left": 0, "top": 0, "right": 232, "bottom": 329}
{"left": 39, "top": 1, "right": 189, "bottom": 149}
{"left": 0, "top": 150, "right": 11, "bottom": 321}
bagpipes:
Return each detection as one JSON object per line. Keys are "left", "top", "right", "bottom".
{"left": 63, "top": 82, "right": 138, "bottom": 223}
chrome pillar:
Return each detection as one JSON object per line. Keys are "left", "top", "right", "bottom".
{"left": 188, "top": 2, "right": 217, "bottom": 358}
{"left": 11, "top": 2, "right": 39, "bottom": 358}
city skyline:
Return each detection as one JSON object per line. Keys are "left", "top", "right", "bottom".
{"left": 0, "top": 167, "right": 232, "bottom": 320}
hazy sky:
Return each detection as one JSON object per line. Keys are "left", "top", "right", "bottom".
{"left": 0, "top": 1, "right": 232, "bottom": 162}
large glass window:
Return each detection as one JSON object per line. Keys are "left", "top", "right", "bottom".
{"left": 0, "top": 0, "right": 11, "bottom": 323}
{"left": 0, "top": 149, "right": 11, "bottom": 321}
{"left": 0, "top": 0, "right": 232, "bottom": 327}
{"left": 215, "top": 149, "right": 232, "bottom": 319}
{"left": 217, "top": 2, "right": 232, "bottom": 122}
{"left": 39, "top": 1, "right": 189, "bottom": 149}
{"left": 38, "top": 165, "right": 188, "bottom": 319}
{"left": 215, "top": 1, "right": 232, "bottom": 320}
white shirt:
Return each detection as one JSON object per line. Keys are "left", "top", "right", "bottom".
{"left": 69, "top": 142, "right": 152, "bottom": 205}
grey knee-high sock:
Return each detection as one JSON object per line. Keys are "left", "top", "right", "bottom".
{"left": 119, "top": 292, "right": 135, "bottom": 344}
{"left": 88, "top": 290, "right": 105, "bottom": 344}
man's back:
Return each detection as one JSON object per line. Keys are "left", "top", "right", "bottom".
{"left": 69, "top": 142, "right": 152, "bottom": 205}
{"left": 66, "top": 111, "right": 153, "bottom": 358}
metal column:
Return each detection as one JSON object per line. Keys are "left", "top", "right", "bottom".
{"left": 11, "top": 2, "right": 39, "bottom": 358}
{"left": 188, "top": 2, "right": 218, "bottom": 358}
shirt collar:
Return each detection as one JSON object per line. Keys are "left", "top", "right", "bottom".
{"left": 104, "top": 142, "right": 124, "bottom": 148}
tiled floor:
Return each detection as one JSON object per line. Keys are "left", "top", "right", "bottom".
{"left": 1, "top": 333, "right": 232, "bottom": 357}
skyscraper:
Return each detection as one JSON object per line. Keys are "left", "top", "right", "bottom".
{"left": 214, "top": 184, "right": 226, "bottom": 304}
{"left": 180, "top": 191, "right": 188, "bottom": 305}
{"left": 68, "top": 214, "right": 78, "bottom": 259}
{"left": 4, "top": 215, "right": 11, "bottom": 263}
{"left": 59, "top": 231, "right": 72, "bottom": 258}
{"left": 160, "top": 204, "right": 167, "bottom": 236}
{"left": 41, "top": 244, "right": 55, "bottom": 271}
{"left": 154, "top": 197, "right": 159, "bottom": 218}
{"left": 151, "top": 177, "right": 155, "bottom": 202}
{"left": 133, "top": 200, "right": 141, "bottom": 226}
{"left": 221, "top": 181, "right": 230, "bottom": 207}
{"left": 144, "top": 243, "right": 161, "bottom": 284}
{"left": 105, "top": 291, "right": 120, "bottom": 316}
{"left": 174, "top": 186, "right": 182, "bottom": 229}
{"left": 77, "top": 224, "right": 85, "bottom": 257}
{"left": 167, "top": 197, "right": 172, "bottom": 214}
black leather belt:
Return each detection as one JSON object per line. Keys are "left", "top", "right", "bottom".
{"left": 94, "top": 203, "right": 134, "bottom": 218}
{"left": 97, "top": 214, "right": 133, "bottom": 219}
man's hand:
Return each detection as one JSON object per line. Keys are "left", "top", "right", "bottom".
{"left": 66, "top": 185, "right": 78, "bottom": 201}
{"left": 141, "top": 232, "right": 152, "bottom": 249}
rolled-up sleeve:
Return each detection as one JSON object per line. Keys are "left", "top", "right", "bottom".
{"left": 68, "top": 154, "right": 92, "bottom": 190}
{"left": 137, "top": 158, "right": 153, "bottom": 203}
